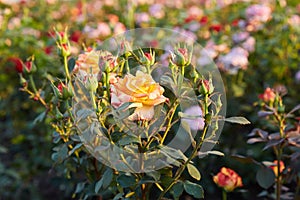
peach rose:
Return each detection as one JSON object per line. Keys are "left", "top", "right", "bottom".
{"left": 213, "top": 167, "right": 243, "bottom": 192}
{"left": 111, "top": 71, "right": 167, "bottom": 121}
{"left": 73, "top": 49, "right": 116, "bottom": 79}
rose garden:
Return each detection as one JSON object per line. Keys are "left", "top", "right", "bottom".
{"left": 0, "top": 0, "right": 299, "bottom": 199}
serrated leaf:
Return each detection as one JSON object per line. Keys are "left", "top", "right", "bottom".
{"left": 187, "top": 164, "right": 201, "bottom": 180}
{"left": 183, "top": 180, "right": 204, "bottom": 199}
{"left": 95, "top": 178, "right": 103, "bottom": 193}
{"left": 256, "top": 167, "right": 275, "bottom": 189}
{"left": 225, "top": 117, "right": 251, "bottom": 125}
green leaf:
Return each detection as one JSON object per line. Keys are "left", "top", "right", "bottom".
{"left": 118, "top": 135, "right": 140, "bottom": 146}
{"left": 113, "top": 193, "right": 124, "bottom": 200}
{"left": 198, "top": 150, "right": 224, "bottom": 157}
{"left": 95, "top": 178, "right": 103, "bottom": 193}
{"left": 171, "top": 181, "right": 184, "bottom": 199}
{"left": 256, "top": 167, "right": 275, "bottom": 189}
{"left": 183, "top": 180, "right": 204, "bottom": 199}
{"left": 74, "top": 182, "right": 86, "bottom": 194}
{"left": 117, "top": 174, "right": 136, "bottom": 188}
{"left": 102, "top": 168, "right": 113, "bottom": 189}
{"left": 68, "top": 57, "right": 76, "bottom": 71}
{"left": 187, "top": 164, "right": 201, "bottom": 180}
{"left": 225, "top": 117, "right": 251, "bottom": 125}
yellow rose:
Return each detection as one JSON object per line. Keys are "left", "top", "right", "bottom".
{"left": 111, "top": 71, "right": 167, "bottom": 121}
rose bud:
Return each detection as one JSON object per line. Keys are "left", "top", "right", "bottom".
{"left": 24, "top": 55, "right": 37, "bottom": 74}
{"left": 170, "top": 47, "right": 192, "bottom": 67}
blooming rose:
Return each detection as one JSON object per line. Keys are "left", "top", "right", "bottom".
{"left": 213, "top": 167, "right": 243, "bottom": 192}
{"left": 269, "top": 160, "right": 285, "bottom": 177}
{"left": 73, "top": 49, "right": 116, "bottom": 79}
{"left": 111, "top": 71, "right": 167, "bottom": 121}
{"left": 258, "top": 87, "right": 276, "bottom": 102}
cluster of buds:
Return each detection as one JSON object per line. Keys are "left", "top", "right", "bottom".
{"left": 170, "top": 47, "right": 192, "bottom": 67}
{"left": 55, "top": 27, "right": 71, "bottom": 57}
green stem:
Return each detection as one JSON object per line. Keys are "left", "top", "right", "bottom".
{"left": 222, "top": 190, "right": 227, "bottom": 200}
{"left": 158, "top": 124, "right": 209, "bottom": 199}
{"left": 63, "top": 56, "right": 70, "bottom": 80}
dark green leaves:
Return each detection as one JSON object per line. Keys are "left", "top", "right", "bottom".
{"left": 117, "top": 174, "right": 137, "bottom": 188}
{"left": 256, "top": 167, "right": 275, "bottom": 189}
{"left": 183, "top": 180, "right": 204, "bottom": 199}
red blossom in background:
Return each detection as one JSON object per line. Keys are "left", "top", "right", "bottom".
{"left": 70, "top": 30, "right": 81, "bottom": 43}
{"left": 8, "top": 57, "right": 23, "bottom": 73}
{"left": 213, "top": 167, "right": 243, "bottom": 192}
{"left": 199, "top": 16, "right": 208, "bottom": 24}
{"left": 209, "top": 24, "right": 222, "bottom": 32}
{"left": 258, "top": 87, "right": 276, "bottom": 102}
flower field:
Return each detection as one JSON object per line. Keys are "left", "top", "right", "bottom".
{"left": 0, "top": 0, "right": 299, "bottom": 199}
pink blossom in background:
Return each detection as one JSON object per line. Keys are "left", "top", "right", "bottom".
{"left": 135, "top": 12, "right": 150, "bottom": 24}
{"left": 232, "top": 32, "right": 250, "bottom": 43}
{"left": 113, "top": 22, "right": 126, "bottom": 35}
{"left": 246, "top": 4, "right": 272, "bottom": 23}
{"left": 218, "top": 47, "right": 249, "bottom": 74}
{"left": 182, "top": 106, "right": 205, "bottom": 131}
{"left": 188, "top": 22, "right": 201, "bottom": 32}
{"left": 149, "top": 4, "right": 165, "bottom": 19}
{"left": 187, "top": 6, "right": 203, "bottom": 20}
{"left": 242, "top": 36, "right": 255, "bottom": 52}
{"left": 295, "top": 70, "right": 300, "bottom": 83}
{"left": 288, "top": 15, "right": 300, "bottom": 27}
